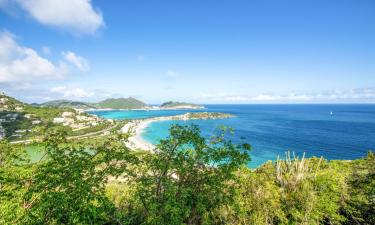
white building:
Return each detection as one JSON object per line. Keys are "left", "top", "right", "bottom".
{"left": 24, "top": 114, "right": 35, "bottom": 119}
{"left": 74, "top": 108, "right": 85, "bottom": 114}
{"left": 76, "top": 115, "right": 89, "bottom": 121}
{"left": 0, "top": 98, "right": 8, "bottom": 104}
{"left": 32, "top": 120, "right": 41, "bottom": 125}
{"left": 63, "top": 118, "right": 75, "bottom": 126}
{"left": 53, "top": 117, "right": 65, "bottom": 123}
{"left": 0, "top": 127, "right": 5, "bottom": 140}
{"left": 62, "top": 112, "right": 75, "bottom": 117}
{"left": 15, "top": 129, "right": 27, "bottom": 133}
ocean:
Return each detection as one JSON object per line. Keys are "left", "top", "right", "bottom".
{"left": 89, "top": 104, "right": 375, "bottom": 168}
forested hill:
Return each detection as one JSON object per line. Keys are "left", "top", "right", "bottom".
{"left": 39, "top": 97, "right": 148, "bottom": 110}
{"left": 36, "top": 100, "right": 96, "bottom": 109}
{"left": 95, "top": 97, "right": 147, "bottom": 109}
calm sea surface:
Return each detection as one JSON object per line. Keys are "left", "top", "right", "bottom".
{"left": 89, "top": 105, "right": 375, "bottom": 168}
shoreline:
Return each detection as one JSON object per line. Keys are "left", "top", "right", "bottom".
{"left": 121, "top": 112, "right": 234, "bottom": 151}
{"left": 85, "top": 106, "right": 205, "bottom": 112}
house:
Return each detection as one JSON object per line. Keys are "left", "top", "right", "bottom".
{"left": 74, "top": 108, "right": 85, "bottom": 114}
{"left": 62, "top": 112, "right": 75, "bottom": 117}
{"left": 0, "top": 98, "right": 8, "bottom": 104}
{"left": 0, "top": 127, "right": 5, "bottom": 140}
{"left": 24, "top": 114, "right": 35, "bottom": 119}
{"left": 63, "top": 118, "right": 75, "bottom": 126}
{"left": 53, "top": 117, "right": 65, "bottom": 123}
{"left": 15, "top": 129, "right": 27, "bottom": 133}
{"left": 32, "top": 120, "right": 41, "bottom": 125}
{"left": 71, "top": 123, "right": 88, "bottom": 130}
{"left": 76, "top": 115, "right": 89, "bottom": 121}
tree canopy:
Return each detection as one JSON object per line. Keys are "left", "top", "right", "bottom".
{"left": 0, "top": 125, "right": 374, "bottom": 225}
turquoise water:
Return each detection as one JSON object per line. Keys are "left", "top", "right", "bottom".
{"left": 89, "top": 105, "right": 375, "bottom": 168}
{"left": 88, "top": 109, "right": 203, "bottom": 120}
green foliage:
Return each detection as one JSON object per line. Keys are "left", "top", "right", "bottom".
{"left": 0, "top": 140, "right": 33, "bottom": 224}
{"left": 0, "top": 123, "right": 374, "bottom": 225}
{"left": 0, "top": 129, "right": 138, "bottom": 224}
{"left": 132, "top": 124, "right": 251, "bottom": 224}
{"left": 342, "top": 152, "right": 375, "bottom": 225}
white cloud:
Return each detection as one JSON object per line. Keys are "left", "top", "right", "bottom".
{"left": 2, "top": 0, "right": 104, "bottom": 35}
{"left": 0, "top": 31, "right": 68, "bottom": 83}
{"left": 198, "top": 88, "right": 375, "bottom": 103}
{"left": 166, "top": 70, "right": 179, "bottom": 78}
{"left": 62, "top": 51, "right": 90, "bottom": 72}
{"left": 50, "top": 86, "right": 93, "bottom": 98}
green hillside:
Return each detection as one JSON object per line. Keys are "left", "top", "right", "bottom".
{"left": 96, "top": 97, "right": 147, "bottom": 109}
{"left": 39, "top": 100, "right": 96, "bottom": 109}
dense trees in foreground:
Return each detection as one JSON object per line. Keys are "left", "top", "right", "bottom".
{"left": 0, "top": 125, "right": 374, "bottom": 225}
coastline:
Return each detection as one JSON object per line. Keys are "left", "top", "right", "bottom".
{"left": 121, "top": 112, "right": 233, "bottom": 151}
{"left": 85, "top": 106, "right": 205, "bottom": 112}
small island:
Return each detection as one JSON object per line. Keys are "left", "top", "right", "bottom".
{"left": 159, "top": 101, "right": 204, "bottom": 109}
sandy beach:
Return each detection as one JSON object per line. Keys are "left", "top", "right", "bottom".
{"left": 121, "top": 119, "right": 155, "bottom": 151}
{"left": 121, "top": 112, "right": 233, "bottom": 151}
{"left": 121, "top": 115, "right": 185, "bottom": 151}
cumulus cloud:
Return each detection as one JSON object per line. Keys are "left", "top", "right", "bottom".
{"left": 50, "top": 86, "right": 93, "bottom": 98}
{"left": 0, "top": 31, "right": 68, "bottom": 83}
{"left": 1, "top": 0, "right": 104, "bottom": 35}
{"left": 62, "top": 51, "right": 90, "bottom": 72}
{"left": 198, "top": 88, "right": 375, "bottom": 103}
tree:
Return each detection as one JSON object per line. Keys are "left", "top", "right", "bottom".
{"left": 134, "top": 124, "right": 251, "bottom": 225}
{"left": 19, "top": 129, "right": 137, "bottom": 224}
{"left": 0, "top": 140, "right": 32, "bottom": 224}
{"left": 342, "top": 152, "right": 375, "bottom": 225}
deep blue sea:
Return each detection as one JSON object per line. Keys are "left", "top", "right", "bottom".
{"left": 89, "top": 105, "right": 375, "bottom": 168}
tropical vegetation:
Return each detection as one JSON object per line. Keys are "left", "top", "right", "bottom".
{"left": 0, "top": 124, "right": 373, "bottom": 225}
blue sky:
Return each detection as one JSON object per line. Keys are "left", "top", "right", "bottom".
{"left": 0, "top": 0, "right": 374, "bottom": 104}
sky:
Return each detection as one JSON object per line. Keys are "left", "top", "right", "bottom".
{"left": 0, "top": 0, "right": 375, "bottom": 104}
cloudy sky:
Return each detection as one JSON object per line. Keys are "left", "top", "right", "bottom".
{"left": 0, "top": 0, "right": 374, "bottom": 104}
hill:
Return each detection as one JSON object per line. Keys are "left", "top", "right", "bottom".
{"left": 96, "top": 97, "right": 147, "bottom": 109}
{"left": 0, "top": 93, "right": 110, "bottom": 141}
{"left": 160, "top": 101, "right": 204, "bottom": 109}
{"left": 38, "top": 100, "right": 96, "bottom": 109}
{"left": 39, "top": 97, "right": 148, "bottom": 110}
